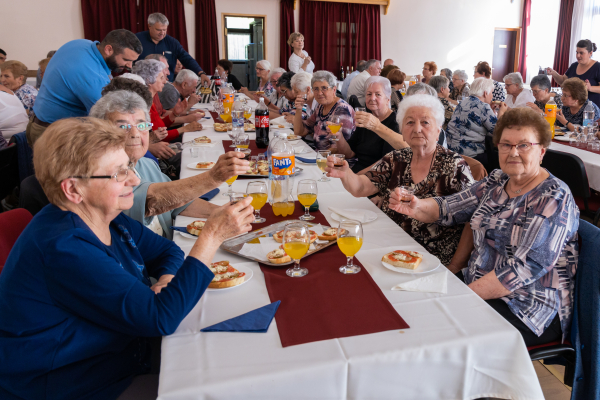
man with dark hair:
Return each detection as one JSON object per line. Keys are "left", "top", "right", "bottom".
{"left": 136, "top": 12, "right": 209, "bottom": 85}
{"left": 27, "top": 29, "right": 142, "bottom": 147}
{"left": 0, "top": 49, "right": 6, "bottom": 64}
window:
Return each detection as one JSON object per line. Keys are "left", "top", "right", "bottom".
{"left": 571, "top": 0, "right": 600, "bottom": 64}
{"left": 525, "top": 0, "right": 561, "bottom": 83}
{"left": 222, "top": 15, "right": 266, "bottom": 61}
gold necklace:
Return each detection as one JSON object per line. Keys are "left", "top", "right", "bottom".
{"left": 509, "top": 170, "right": 540, "bottom": 194}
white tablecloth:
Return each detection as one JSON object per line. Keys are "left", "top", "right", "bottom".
{"left": 550, "top": 140, "right": 600, "bottom": 191}
{"left": 158, "top": 101, "right": 544, "bottom": 400}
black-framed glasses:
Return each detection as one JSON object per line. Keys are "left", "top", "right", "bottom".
{"left": 70, "top": 161, "right": 135, "bottom": 182}
{"left": 117, "top": 122, "right": 153, "bottom": 132}
{"left": 497, "top": 142, "right": 541, "bottom": 153}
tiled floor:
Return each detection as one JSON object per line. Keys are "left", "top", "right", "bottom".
{"left": 534, "top": 360, "right": 572, "bottom": 400}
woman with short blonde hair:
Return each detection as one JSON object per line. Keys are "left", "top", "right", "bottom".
{"left": 287, "top": 32, "right": 315, "bottom": 73}
{"left": 0, "top": 60, "right": 37, "bottom": 114}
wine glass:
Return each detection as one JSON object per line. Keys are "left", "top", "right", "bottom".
{"left": 283, "top": 222, "right": 310, "bottom": 277}
{"left": 327, "top": 116, "right": 341, "bottom": 142}
{"left": 236, "top": 133, "right": 250, "bottom": 149}
{"left": 222, "top": 171, "right": 238, "bottom": 197}
{"left": 316, "top": 150, "right": 330, "bottom": 182}
{"left": 250, "top": 155, "right": 259, "bottom": 174}
{"left": 297, "top": 179, "right": 317, "bottom": 221}
{"left": 227, "top": 124, "right": 237, "bottom": 147}
{"left": 337, "top": 220, "right": 363, "bottom": 274}
{"left": 243, "top": 106, "right": 253, "bottom": 122}
{"left": 246, "top": 181, "right": 268, "bottom": 223}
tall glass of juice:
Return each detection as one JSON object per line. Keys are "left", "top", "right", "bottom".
{"left": 297, "top": 179, "right": 317, "bottom": 221}
{"left": 283, "top": 222, "right": 310, "bottom": 277}
{"left": 337, "top": 219, "right": 363, "bottom": 274}
{"left": 246, "top": 181, "right": 268, "bottom": 223}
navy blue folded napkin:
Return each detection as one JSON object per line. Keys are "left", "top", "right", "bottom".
{"left": 296, "top": 156, "right": 316, "bottom": 164}
{"left": 170, "top": 226, "right": 195, "bottom": 235}
{"left": 201, "top": 301, "right": 281, "bottom": 333}
{"left": 200, "top": 188, "right": 219, "bottom": 201}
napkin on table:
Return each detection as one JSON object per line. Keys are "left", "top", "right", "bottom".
{"left": 296, "top": 156, "right": 316, "bottom": 164}
{"left": 391, "top": 270, "right": 448, "bottom": 294}
{"left": 200, "top": 188, "right": 219, "bottom": 201}
{"left": 201, "top": 301, "right": 281, "bottom": 332}
{"left": 328, "top": 207, "right": 369, "bottom": 223}
{"left": 170, "top": 226, "right": 194, "bottom": 235}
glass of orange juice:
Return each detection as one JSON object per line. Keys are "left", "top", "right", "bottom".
{"left": 246, "top": 181, "right": 268, "bottom": 223}
{"left": 297, "top": 179, "right": 317, "bottom": 221}
{"left": 327, "top": 116, "right": 341, "bottom": 142}
{"left": 283, "top": 222, "right": 310, "bottom": 277}
{"left": 243, "top": 106, "right": 253, "bottom": 122}
{"left": 337, "top": 219, "right": 363, "bottom": 274}
{"left": 222, "top": 174, "right": 238, "bottom": 197}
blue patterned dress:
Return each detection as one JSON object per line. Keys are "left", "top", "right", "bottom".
{"left": 446, "top": 96, "right": 497, "bottom": 157}
{"left": 435, "top": 170, "right": 579, "bottom": 338}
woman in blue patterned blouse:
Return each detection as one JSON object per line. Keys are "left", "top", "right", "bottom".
{"left": 446, "top": 77, "right": 508, "bottom": 167}
{"left": 388, "top": 107, "right": 579, "bottom": 347}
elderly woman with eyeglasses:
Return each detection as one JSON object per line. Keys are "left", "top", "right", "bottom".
{"left": 387, "top": 107, "right": 579, "bottom": 347}
{"left": 293, "top": 70, "right": 355, "bottom": 151}
{"left": 240, "top": 60, "right": 274, "bottom": 101}
{"left": 449, "top": 69, "right": 470, "bottom": 105}
{"left": 526, "top": 74, "right": 562, "bottom": 114}
{"left": 503, "top": 72, "right": 535, "bottom": 108}
{"left": 0, "top": 117, "right": 254, "bottom": 400}
{"left": 556, "top": 77, "right": 600, "bottom": 130}
{"left": 89, "top": 90, "right": 249, "bottom": 240}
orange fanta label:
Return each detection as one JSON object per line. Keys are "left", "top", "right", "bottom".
{"left": 272, "top": 154, "right": 295, "bottom": 176}
{"left": 545, "top": 103, "right": 557, "bottom": 118}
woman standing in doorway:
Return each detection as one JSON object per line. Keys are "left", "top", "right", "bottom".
{"left": 287, "top": 32, "right": 315, "bottom": 73}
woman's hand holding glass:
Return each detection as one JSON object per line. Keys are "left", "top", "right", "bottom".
{"left": 388, "top": 186, "right": 419, "bottom": 216}
{"left": 327, "top": 116, "right": 342, "bottom": 142}
{"left": 246, "top": 181, "right": 268, "bottom": 223}
{"left": 354, "top": 111, "right": 379, "bottom": 130}
{"left": 316, "top": 150, "right": 331, "bottom": 182}
{"left": 325, "top": 154, "right": 349, "bottom": 179}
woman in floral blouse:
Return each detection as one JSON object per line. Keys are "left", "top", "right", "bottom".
{"left": 239, "top": 60, "right": 274, "bottom": 103}
{"left": 0, "top": 60, "right": 38, "bottom": 115}
{"left": 388, "top": 107, "right": 579, "bottom": 347}
{"left": 556, "top": 77, "right": 600, "bottom": 130}
{"left": 446, "top": 77, "right": 508, "bottom": 166}
{"left": 325, "top": 94, "right": 475, "bottom": 268}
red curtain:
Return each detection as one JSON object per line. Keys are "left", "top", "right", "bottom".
{"left": 280, "top": 0, "right": 296, "bottom": 70}
{"left": 300, "top": 1, "right": 381, "bottom": 74}
{"left": 518, "top": 0, "right": 532, "bottom": 77}
{"left": 81, "top": 0, "right": 138, "bottom": 42}
{"left": 138, "top": 0, "right": 189, "bottom": 50}
{"left": 552, "top": 0, "right": 575, "bottom": 86}
{"left": 195, "top": 0, "right": 219, "bottom": 72}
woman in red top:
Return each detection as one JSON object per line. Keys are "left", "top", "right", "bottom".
{"left": 133, "top": 60, "right": 202, "bottom": 142}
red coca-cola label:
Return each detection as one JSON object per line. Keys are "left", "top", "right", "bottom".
{"left": 255, "top": 115, "right": 270, "bottom": 128}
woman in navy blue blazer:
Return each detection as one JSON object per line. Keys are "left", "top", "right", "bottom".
{"left": 0, "top": 117, "right": 254, "bottom": 399}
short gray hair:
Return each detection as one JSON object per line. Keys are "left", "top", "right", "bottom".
{"left": 117, "top": 73, "right": 146, "bottom": 86}
{"left": 148, "top": 13, "right": 169, "bottom": 26}
{"left": 311, "top": 70, "right": 337, "bottom": 89}
{"left": 257, "top": 60, "right": 272, "bottom": 72}
{"left": 406, "top": 82, "right": 437, "bottom": 97}
{"left": 441, "top": 68, "right": 452, "bottom": 78}
{"left": 396, "top": 94, "right": 445, "bottom": 129}
{"left": 365, "top": 76, "right": 391, "bottom": 98}
{"left": 357, "top": 60, "right": 367, "bottom": 72}
{"left": 90, "top": 90, "right": 150, "bottom": 122}
{"left": 429, "top": 76, "right": 449, "bottom": 94}
{"left": 364, "top": 59, "right": 380, "bottom": 70}
{"left": 453, "top": 70, "right": 468, "bottom": 82}
{"left": 469, "top": 77, "right": 495, "bottom": 97}
{"left": 503, "top": 72, "right": 524, "bottom": 88}
{"left": 268, "top": 67, "right": 286, "bottom": 81}
{"left": 291, "top": 71, "right": 312, "bottom": 92}
{"left": 175, "top": 69, "right": 198, "bottom": 85}
{"left": 530, "top": 74, "right": 551, "bottom": 91}
{"left": 132, "top": 59, "right": 164, "bottom": 85}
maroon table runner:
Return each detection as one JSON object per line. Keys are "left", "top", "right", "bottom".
{"left": 552, "top": 138, "right": 600, "bottom": 155}
{"left": 253, "top": 201, "right": 328, "bottom": 228}
{"left": 208, "top": 110, "right": 225, "bottom": 123}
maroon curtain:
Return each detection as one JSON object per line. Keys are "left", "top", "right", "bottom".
{"left": 518, "top": 0, "right": 532, "bottom": 77}
{"left": 300, "top": 1, "right": 381, "bottom": 74}
{"left": 138, "top": 0, "right": 189, "bottom": 50}
{"left": 280, "top": 0, "right": 295, "bottom": 70}
{"left": 552, "top": 0, "right": 575, "bottom": 86}
{"left": 81, "top": 0, "right": 137, "bottom": 42}
{"left": 195, "top": 0, "right": 219, "bottom": 72}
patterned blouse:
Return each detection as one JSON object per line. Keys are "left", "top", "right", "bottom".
{"left": 435, "top": 170, "right": 579, "bottom": 338}
{"left": 15, "top": 84, "right": 38, "bottom": 114}
{"left": 557, "top": 99, "right": 600, "bottom": 128}
{"left": 446, "top": 96, "right": 497, "bottom": 157}
{"left": 366, "top": 145, "right": 475, "bottom": 266}
{"left": 492, "top": 80, "right": 506, "bottom": 102}
{"left": 391, "top": 90, "right": 403, "bottom": 112}
{"left": 439, "top": 96, "right": 453, "bottom": 130}
{"left": 303, "top": 98, "right": 355, "bottom": 151}
{"left": 534, "top": 92, "right": 563, "bottom": 112}
{"left": 258, "top": 81, "right": 275, "bottom": 100}
{"left": 450, "top": 83, "right": 470, "bottom": 101}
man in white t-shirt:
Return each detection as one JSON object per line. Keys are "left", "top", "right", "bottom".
{"left": 347, "top": 59, "right": 382, "bottom": 106}
{"left": 503, "top": 72, "right": 535, "bottom": 108}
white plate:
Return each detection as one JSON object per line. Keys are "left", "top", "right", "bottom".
{"left": 207, "top": 265, "right": 253, "bottom": 291}
{"left": 178, "top": 230, "right": 199, "bottom": 239}
{"left": 294, "top": 146, "right": 311, "bottom": 154}
{"left": 187, "top": 162, "right": 214, "bottom": 170}
{"left": 553, "top": 135, "right": 574, "bottom": 142}
{"left": 329, "top": 209, "right": 378, "bottom": 224}
{"left": 381, "top": 253, "right": 441, "bottom": 274}
{"left": 190, "top": 141, "right": 216, "bottom": 147}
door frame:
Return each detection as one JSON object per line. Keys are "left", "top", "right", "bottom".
{"left": 493, "top": 27, "right": 522, "bottom": 73}
{"left": 221, "top": 13, "right": 268, "bottom": 60}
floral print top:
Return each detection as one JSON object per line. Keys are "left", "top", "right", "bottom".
{"left": 15, "top": 84, "right": 38, "bottom": 115}
{"left": 303, "top": 98, "right": 355, "bottom": 151}
{"left": 435, "top": 170, "right": 579, "bottom": 339}
{"left": 492, "top": 80, "right": 506, "bottom": 102}
{"left": 365, "top": 145, "right": 475, "bottom": 266}
{"left": 446, "top": 96, "right": 497, "bottom": 157}
{"left": 258, "top": 81, "right": 275, "bottom": 100}
{"left": 534, "top": 92, "right": 563, "bottom": 112}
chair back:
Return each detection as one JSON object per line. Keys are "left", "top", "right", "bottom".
{"left": 9, "top": 131, "right": 34, "bottom": 183}
{"left": 348, "top": 95, "right": 361, "bottom": 109}
{"left": 484, "top": 135, "right": 500, "bottom": 173}
{"left": 0, "top": 144, "right": 19, "bottom": 200}
{"left": 0, "top": 208, "right": 33, "bottom": 273}
{"left": 541, "top": 149, "right": 591, "bottom": 211}
{"left": 461, "top": 155, "right": 488, "bottom": 181}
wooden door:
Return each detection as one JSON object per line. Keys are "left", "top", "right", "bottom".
{"left": 492, "top": 28, "right": 520, "bottom": 82}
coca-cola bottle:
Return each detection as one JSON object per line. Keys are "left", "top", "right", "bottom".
{"left": 255, "top": 97, "right": 270, "bottom": 148}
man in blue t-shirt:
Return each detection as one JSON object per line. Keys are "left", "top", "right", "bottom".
{"left": 27, "top": 29, "right": 142, "bottom": 147}
{"left": 136, "top": 12, "right": 210, "bottom": 86}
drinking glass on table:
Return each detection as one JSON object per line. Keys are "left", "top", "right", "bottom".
{"left": 243, "top": 106, "right": 253, "bottom": 122}
{"left": 297, "top": 179, "right": 317, "bottom": 221}
{"left": 283, "top": 222, "right": 310, "bottom": 277}
{"left": 327, "top": 116, "right": 342, "bottom": 142}
{"left": 246, "top": 181, "right": 268, "bottom": 223}
{"left": 226, "top": 124, "right": 238, "bottom": 147}
{"left": 258, "top": 153, "right": 266, "bottom": 163}
{"left": 338, "top": 219, "right": 363, "bottom": 274}
{"left": 316, "top": 150, "right": 331, "bottom": 182}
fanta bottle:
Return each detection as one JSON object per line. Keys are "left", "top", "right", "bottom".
{"left": 268, "top": 133, "right": 295, "bottom": 215}
{"left": 544, "top": 97, "right": 557, "bottom": 138}
{"left": 221, "top": 82, "right": 234, "bottom": 114}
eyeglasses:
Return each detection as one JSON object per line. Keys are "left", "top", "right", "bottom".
{"left": 531, "top": 89, "right": 545, "bottom": 95}
{"left": 256, "top": 67, "right": 266, "bottom": 71}
{"left": 497, "top": 142, "right": 541, "bottom": 153}
{"left": 117, "top": 122, "right": 153, "bottom": 131}
{"left": 312, "top": 86, "right": 333, "bottom": 93}
{"left": 70, "top": 161, "right": 134, "bottom": 182}
{"left": 281, "top": 88, "right": 289, "bottom": 94}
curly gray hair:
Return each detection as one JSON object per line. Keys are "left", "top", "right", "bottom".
{"left": 396, "top": 94, "right": 445, "bottom": 129}
{"left": 453, "top": 70, "right": 468, "bottom": 82}
{"left": 89, "top": 90, "right": 150, "bottom": 122}
{"left": 365, "top": 76, "right": 391, "bottom": 98}
{"left": 311, "top": 70, "right": 337, "bottom": 89}
{"left": 428, "top": 76, "right": 449, "bottom": 94}
{"left": 132, "top": 59, "right": 164, "bottom": 85}
{"left": 174, "top": 69, "right": 198, "bottom": 85}
{"left": 504, "top": 72, "right": 524, "bottom": 89}
{"left": 469, "top": 77, "right": 495, "bottom": 97}
{"left": 291, "top": 71, "right": 312, "bottom": 92}
{"left": 406, "top": 82, "right": 437, "bottom": 97}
